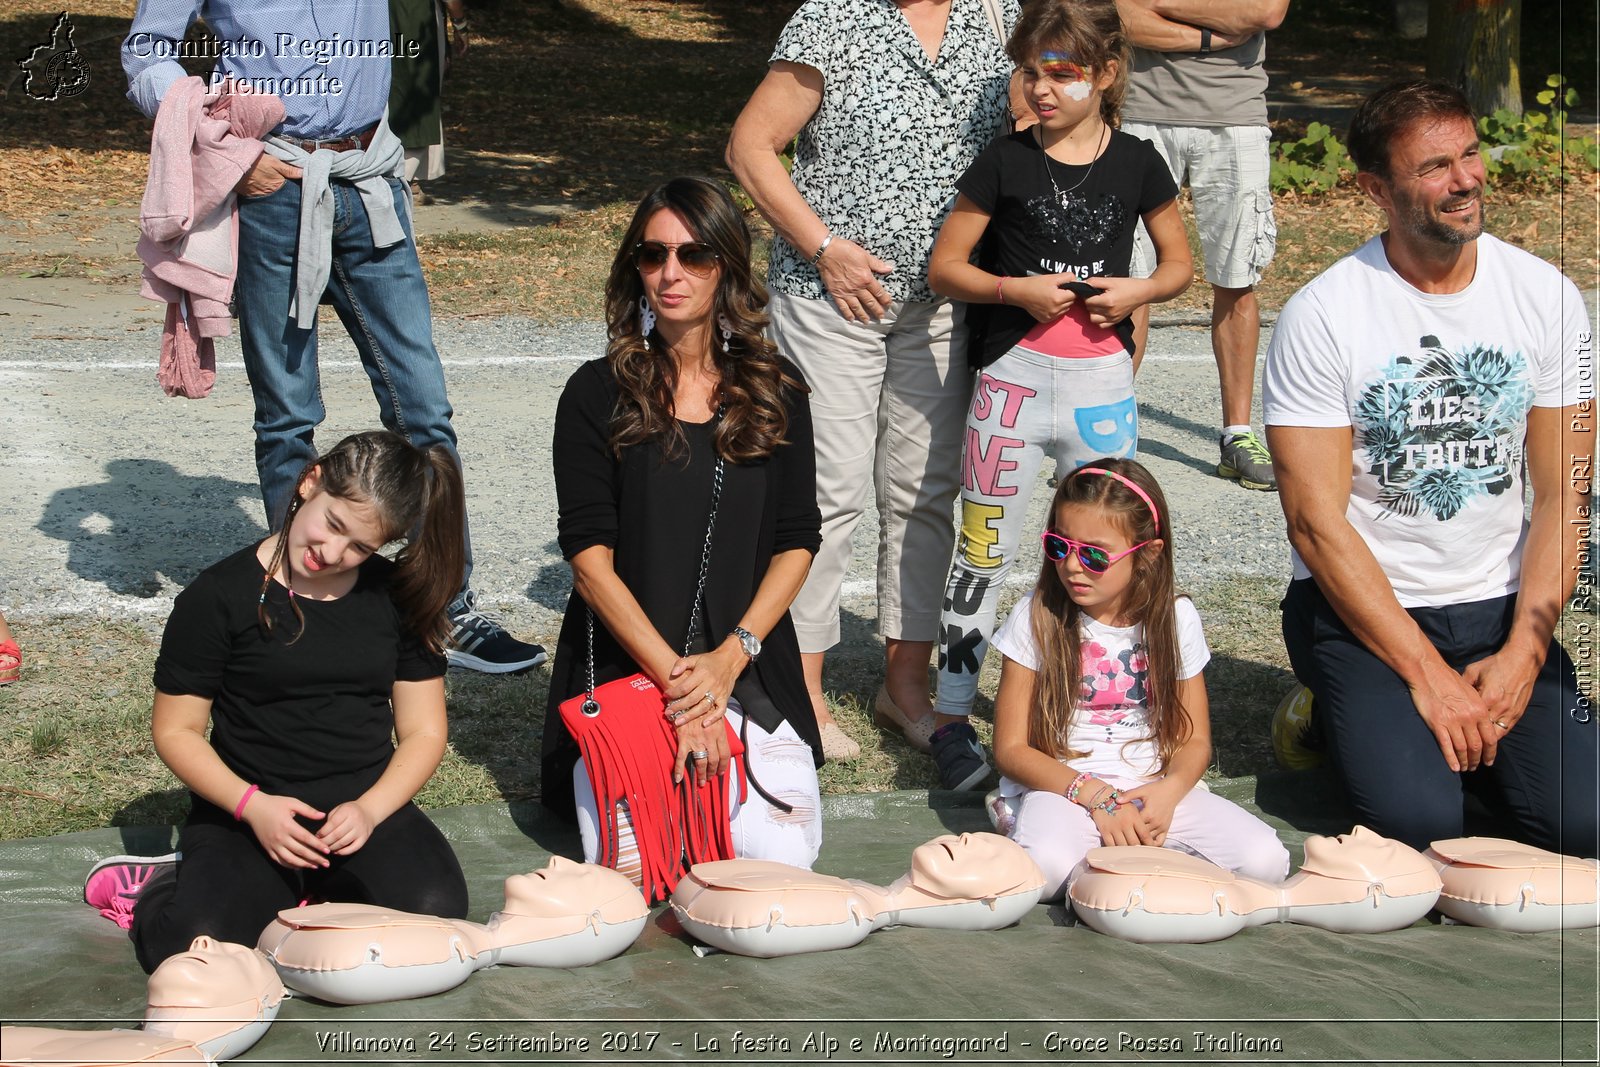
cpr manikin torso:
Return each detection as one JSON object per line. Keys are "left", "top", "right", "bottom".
{"left": 2, "top": 861, "right": 650, "bottom": 1064}
{"left": 670, "top": 832, "right": 1046, "bottom": 957}
{"left": 257, "top": 856, "right": 649, "bottom": 1004}
{"left": 1068, "top": 826, "right": 1444, "bottom": 942}
{"left": 1426, "top": 837, "right": 1599, "bottom": 932}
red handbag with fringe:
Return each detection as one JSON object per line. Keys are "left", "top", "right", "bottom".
{"left": 559, "top": 673, "right": 746, "bottom": 903}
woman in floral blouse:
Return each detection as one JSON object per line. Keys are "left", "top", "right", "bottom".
{"left": 728, "top": 0, "right": 1017, "bottom": 767}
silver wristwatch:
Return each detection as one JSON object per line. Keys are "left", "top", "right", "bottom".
{"left": 731, "top": 626, "right": 762, "bottom": 662}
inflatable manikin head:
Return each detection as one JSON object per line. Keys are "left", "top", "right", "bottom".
{"left": 488, "top": 855, "right": 649, "bottom": 967}
{"left": 1300, "top": 825, "right": 1438, "bottom": 889}
{"left": 1068, "top": 826, "right": 1444, "bottom": 944}
{"left": 669, "top": 832, "right": 1046, "bottom": 958}
{"left": 0, "top": 1026, "right": 211, "bottom": 1065}
{"left": 1425, "top": 837, "right": 1600, "bottom": 932}
{"left": 142, "top": 936, "right": 285, "bottom": 1062}
{"left": 257, "top": 858, "right": 648, "bottom": 1004}
{"left": 0, "top": 938, "right": 282, "bottom": 1066}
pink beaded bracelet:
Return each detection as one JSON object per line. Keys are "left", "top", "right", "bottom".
{"left": 1065, "top": 771, "right": 1094, "bottom": 805}
{"left": 995, "top": 276, "right": 1008, "bottom": 304}
{"left": 233, "top": 783, "right": 260, "bottom": 821}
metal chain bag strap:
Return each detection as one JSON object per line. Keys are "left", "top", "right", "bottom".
{"left": 558, "top": 448, "right": 749, "bottom": 905}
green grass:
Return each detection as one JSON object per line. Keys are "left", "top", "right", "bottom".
{"left": 0, "top": 575, "right": 1296, "bottom": 839}
{"left": 5, "top": 582, "right": 1595, "bottom": 841}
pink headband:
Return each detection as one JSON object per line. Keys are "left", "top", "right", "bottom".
{"left": 1071, "top": 466, "right": 1160, "bottom": 534}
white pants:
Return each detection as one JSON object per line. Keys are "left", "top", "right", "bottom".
{"left": 573, "top": 707, "right": 823, "bottom": 872}
{"left": 768, "top": 291, "right": 971, "bottom": 648}
{"left": 1009, "top": 776, "right": 1289, "bottom": 902}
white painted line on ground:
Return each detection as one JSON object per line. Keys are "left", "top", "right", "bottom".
{"left": 0, "top": 354, "right": 593, "bottom": 371}
{"left": 0, "top": 347, "right": 1228, "bottom": 371}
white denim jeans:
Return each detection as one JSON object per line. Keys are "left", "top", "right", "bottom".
{"left": 573, "top": 705, "right": 823, "bottom": 874}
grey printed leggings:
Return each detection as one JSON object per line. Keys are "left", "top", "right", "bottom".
{"left": 935, "top": 346, "right": 1138, "bottom": 716}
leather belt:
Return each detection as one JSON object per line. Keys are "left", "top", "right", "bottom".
{"left": 284, "top": 125, "right": 377, "bottom": 154}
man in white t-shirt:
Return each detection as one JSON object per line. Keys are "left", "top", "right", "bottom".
{"left": 1262, "top": 82, "right": 1596, "bottom": 857}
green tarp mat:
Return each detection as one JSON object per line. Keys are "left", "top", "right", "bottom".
{"left": 2, "top": 782, "right": 1595, "bottom": 1066}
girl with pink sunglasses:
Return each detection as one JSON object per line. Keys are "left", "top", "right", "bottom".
{"left": 986, "top": 458, "right": 1287, "bottom": 902}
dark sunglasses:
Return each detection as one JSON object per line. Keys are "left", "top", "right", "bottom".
{"left": 633, "top": 240, "right": 720, "bottom": 277}
{"left": 1040, "top": 531, "right": 1150, "bottom": 574}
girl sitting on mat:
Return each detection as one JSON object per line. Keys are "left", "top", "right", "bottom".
{"left": 543, "top": 176, "right": 824, "bottom": 886}
{"left": 988, "top": 458, "right": 1288, "bottom": 901}
{"left": 84, "top": 430, "right": 470, "bottom": 972}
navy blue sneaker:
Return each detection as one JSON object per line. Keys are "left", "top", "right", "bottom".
{"left": 446, "top": 592, "right": 546, "bottom": 675}
{"left": 931, "top": 721, "right": 990, "bottom": 792}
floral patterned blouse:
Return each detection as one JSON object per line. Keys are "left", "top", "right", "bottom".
{"left": 768, "top": 0, "right": 1018, "bottom": 304}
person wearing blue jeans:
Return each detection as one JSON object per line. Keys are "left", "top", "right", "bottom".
{"left": 123, "top": 0, "right": 541, "bottom": 673}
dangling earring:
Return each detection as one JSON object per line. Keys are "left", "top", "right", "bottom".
{"left": 638, "top": 294, "right": 656, "bottom": 344}
{"left": 718, "top": 314, "right": 734, "bottom": 355}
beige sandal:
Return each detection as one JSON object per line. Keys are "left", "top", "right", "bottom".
{"left": 818, "top": 721, "right": 861, "bottom": 762}
{"left": 872, "top": 686, "right": 935, "bottom": 753}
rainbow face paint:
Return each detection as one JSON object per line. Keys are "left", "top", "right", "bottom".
{"left": 1038, "top": 52, "right": 1088, "bottom": 80}
{"left": 1037, "top": 52, "right": 1093, "bottom": 101}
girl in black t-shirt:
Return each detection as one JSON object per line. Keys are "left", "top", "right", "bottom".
{"left": 84, "top": 431, "right": 473, "bottom": 973}
{"left": 916, "top": 0, "right": 1194, "bottom": 786}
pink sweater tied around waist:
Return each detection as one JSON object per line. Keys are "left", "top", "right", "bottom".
{"left": 139, "top": 77, "right": 284, "bottom": 398}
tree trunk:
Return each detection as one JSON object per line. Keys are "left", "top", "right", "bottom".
{"left": 1395, "top": 0, "right": 1428, "bottom": 40}
{"left": 1426, "top": 0, "right": 1521, "bottom": 115}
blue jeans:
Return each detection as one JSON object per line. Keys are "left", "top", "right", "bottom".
{"left": 234, "top": 175, "right": 472, "bottom": 597}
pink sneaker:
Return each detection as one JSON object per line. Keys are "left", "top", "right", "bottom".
{"left": 83, "top": 853, "right": 178, "bottom": 930}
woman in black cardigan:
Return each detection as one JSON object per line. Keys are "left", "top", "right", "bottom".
{"left": 544, "top": 177, "right": 824, "bottom": 870}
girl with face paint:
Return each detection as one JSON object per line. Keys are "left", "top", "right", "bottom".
{"left": 917, "top": 0, "right": 1195, "bottom": 790}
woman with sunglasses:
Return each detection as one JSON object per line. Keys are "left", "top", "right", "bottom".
{"left": 727, "top": 0, "right": 1019, "bottom": 765}
{"left": 542, "top": 177, "right": 825, "bottom": 872}
{"left": 984, "top": 458, "right": 1287, "bottom": 901}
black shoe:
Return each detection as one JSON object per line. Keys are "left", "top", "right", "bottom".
{"left": 446, "top": 592, "right": 546, "bottom": 674}
{"left": 931, "top": 721, "right": 990, "bottom": 792}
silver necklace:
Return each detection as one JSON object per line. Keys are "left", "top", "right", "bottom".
{"left": 1039, "top": 123, "right": 1108, "bottom": 201}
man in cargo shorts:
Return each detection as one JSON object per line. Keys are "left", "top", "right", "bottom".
{"left": 1117, "top": 0, "right": 1288, "bottom": 489}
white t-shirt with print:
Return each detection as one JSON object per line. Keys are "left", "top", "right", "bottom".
{"left": 1263, "top": 234, "right": 1588, "bottom": 608}
{"left": 990, "top": 594, "right": 1210, "bottom": 784}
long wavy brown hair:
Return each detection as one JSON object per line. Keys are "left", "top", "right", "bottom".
{"left": 1027, "top": 457, "right": 1190, "bottom": 768}
{"left": 261, "top": 431, "right": 465, "bottom": 652}
{"left": 604, "top": 176, "right": 802, "bottom": 462}
{"left": 1007, "top": 0, "right": 1131, "bottom": 128}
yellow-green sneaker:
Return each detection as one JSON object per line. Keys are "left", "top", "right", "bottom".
{"left": 1272, "top": 685, "right": 1323, "bottom": 770}
{"left": 1219, "top": 430, "right": 1277, "bottom": 491}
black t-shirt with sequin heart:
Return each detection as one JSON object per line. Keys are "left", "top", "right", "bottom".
{"left": 958, "top": 128, "right": 1177, "bottom": 368}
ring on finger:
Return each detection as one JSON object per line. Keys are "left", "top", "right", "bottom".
{"left": 1493, "top": 719, "right": 1508, "bottom": 730}
{"left": 690, "top": 749, "right": 709, "bottom": 761}
{"left": 702, "top": 691, "right": 716, "bottom": 705}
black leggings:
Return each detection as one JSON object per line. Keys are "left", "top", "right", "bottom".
{"left": 131, "top": 798, "right": 468, "bottom": 974}
{"left": 1282, "top": 578, "right": 1598, "bottom": 857}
